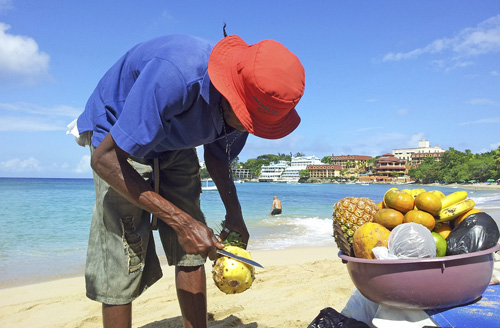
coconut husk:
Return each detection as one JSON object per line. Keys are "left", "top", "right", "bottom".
{"left": 333, "top": 221, "right": 353, "bottom": 257}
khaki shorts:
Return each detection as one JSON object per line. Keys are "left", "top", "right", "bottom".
{"left": 85, "top": 141, "right": 205, "bottom": 305}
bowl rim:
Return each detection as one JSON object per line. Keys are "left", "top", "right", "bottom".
{"left": 339, "top": 243, "right": 500, "bottom": 264}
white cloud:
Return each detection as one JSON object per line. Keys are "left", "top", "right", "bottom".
{"left": 408, "top": 133, "right": 426, "bottom": 147}
{"left": 0, "top": 102, "right": 81, "bottom": 117}
{"left": 396, "top": 108, "right": 409, "bottom": 116}
{"left": 0, "top": 22, "right": 50, "bottom": 84}
{"left": 431, "top": 59, "right": 474, "bottom": 72}
{"left": 0, "top": 157, "right": 42, "bottom": 172}
{"left": 0, "top": 102, "right": 82, "bottom": 131}
{"left": 458, "top": 117, "right": 500, "bottom": 126}
{"left": 383, "top": 14, "right": 500, "bottom": 63}
{"left": 161, "top": 10, "right": 174, "bottom": 20}
{"left": 233, "top": 134, "right": 308, "bottom": 160}
{"left": 303, "top": 135, "right": 333, "bottom": 155}
{"left": 74, "top": 155, "right": 91, "bottom": 173}
{"left": 354, "top": 126, "right": 383, "bottom": 133}
{"left": 246, "top": 134, "right": 306, "bottom": 154}
{"left": 0, "top": 0, "right": 12, "bottom": 14}
{"left": 336, "top": 132, "right": 407, "bottom": 157}
{"left": 0, "top": 156, "right": 92, "bottom": 177}
{"left": 466, "top": 98, "right": 498, "bottom": 106}
{"left": 0, "top": 116, "right": 68, "bottom": 131}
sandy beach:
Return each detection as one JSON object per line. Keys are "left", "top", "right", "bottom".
{"left": 1, "top": 183, "right": 498, "bottom": 327}
{"left": 0, "top": 246, "right": 355, "bottom": 328}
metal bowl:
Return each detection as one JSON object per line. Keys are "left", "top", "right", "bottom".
{"left": 339, "top": 244, "right": 500, "bottom": 310}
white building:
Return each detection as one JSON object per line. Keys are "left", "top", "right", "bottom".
{"left": 258, "top": 161, "right": 289, "bottom": 182}
{"left": 232, "top": 168, "right": 252, "bottom": 180}
{"left": 392, "top": 138, "right": 445, "bottom": 163}
{"left": 280, "top": 156, "right": 322, "bottom": 182}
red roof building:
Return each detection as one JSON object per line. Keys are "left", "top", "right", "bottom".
{"left": 374, "top": 153, "right": 408, "bottom": 178}
{"left": 306, "top": 164, "right": 342, "bottom": 178}
{"left": 330, "top": 155, "right": 372, "bottom": 171}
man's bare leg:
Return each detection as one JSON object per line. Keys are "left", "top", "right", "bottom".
{"left": 102, "top": 303, "right": 132, "bottom": 328}
{"left": 176, "top": 265, "right": 207, "bottom": 328}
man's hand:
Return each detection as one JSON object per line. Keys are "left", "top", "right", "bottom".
{"left": 92, "top": 133, "right": 223, "bottom": 260}
{"left": 175, "top": 215, "right": 224, "bottom": 260}
{"left": 218, "top": 217, "right": 249, "bottom": 247}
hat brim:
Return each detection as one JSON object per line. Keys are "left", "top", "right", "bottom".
{"left": 208, "top": 35, "right": 301, "bottom": 140}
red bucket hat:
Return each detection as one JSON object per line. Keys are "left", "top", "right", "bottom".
{"left": 208, "top": 35, "right": 305, "bottom": 139}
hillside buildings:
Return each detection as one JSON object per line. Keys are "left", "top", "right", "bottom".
{"left": 232, "top": 168, "right": 252, "bottom": 180}
{"left": 258, "top": 156, "right": 322, "bottom": 182}
{"left": 200, "top": 136, "right": 446, "bottom": 184}
{"left": 330, "top": 155, "right": 372, "bottom": 171}
{"left": 393, "top": 138, "right": 445, "bottom": 165}
{"left": 281, "top": 156, "right": 322, "bottom": 182}
{"left": 307, "top": 164, "right": 342, "bottom": 179}
{"left": 259, "top": 161, "right": 289, "bottom": 182}
{"left": 372, "top": 153, "right": 409, "bottom": 183}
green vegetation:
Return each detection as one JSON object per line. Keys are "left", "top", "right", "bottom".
{"left": 409, "top": 147, "right": 500, "bottom": 184}
{"left": 321, "top": 155, "right": 332, "bottom": 164}
{"left": 299, "top": 169, "right": 310, "bottom": 178}
{"left": 200, "top": 167, "right": 211, "bottom": 179}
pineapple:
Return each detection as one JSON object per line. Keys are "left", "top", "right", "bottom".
{"left": 212, "top": 228, "right": 255, "bottom": 294}
{"left": 212, "top": 245, "right": 255, "bottom": 294}
{"left": 333, "top": 197, "right": 379, "bottom": 255}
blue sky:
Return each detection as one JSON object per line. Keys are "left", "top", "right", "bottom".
{"left": 0, "top": 1, "right": 499, "bottom": 178}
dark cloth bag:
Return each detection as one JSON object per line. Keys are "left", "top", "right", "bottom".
{"left": 307, "top": 307, "right": 370, "bottom": 328}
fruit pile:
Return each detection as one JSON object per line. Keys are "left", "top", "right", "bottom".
{"left": 333, "top": 188, "right": 498, "bottom": 259}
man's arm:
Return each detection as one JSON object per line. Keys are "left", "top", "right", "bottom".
{"left": 91, "top": 133, "right": 222, "bottom": 259}
{"left": 204, "top": 145, "right": 249, "bottom": 245}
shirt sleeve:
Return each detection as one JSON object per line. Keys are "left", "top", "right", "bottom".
{"left": 110, "top": 58, "right": 187, "bottom": 158}
{"left": 204, "top": 131, "right": 249, "bottom": 162}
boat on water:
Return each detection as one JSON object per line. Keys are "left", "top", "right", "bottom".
{"left": 202, "top": 178, "right": 243, "bottom": 190}
{"left": 202, "top": 179, "right": 217, "bottom": 191}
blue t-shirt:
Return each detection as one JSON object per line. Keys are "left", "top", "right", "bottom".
{"left": 77, "top": 34, "right": 248, "bottom": 161}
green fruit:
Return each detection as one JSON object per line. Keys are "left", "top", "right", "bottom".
{"left": 432, "top": 232, "right": 447, "bottom": 257}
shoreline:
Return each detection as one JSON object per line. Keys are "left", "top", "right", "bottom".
{"left": 427, "top": 183, "right": 500, "bottom": 191}
{"left": 0, "top": 245, "right": 353, "bottom": 328}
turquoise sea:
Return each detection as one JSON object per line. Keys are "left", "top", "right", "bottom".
{"left": 1, "top": 177, "right": 499, "bottom": 287}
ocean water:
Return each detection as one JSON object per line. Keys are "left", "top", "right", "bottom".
{"left": 1, "top": 178, "right": 499, "bottom": 287}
